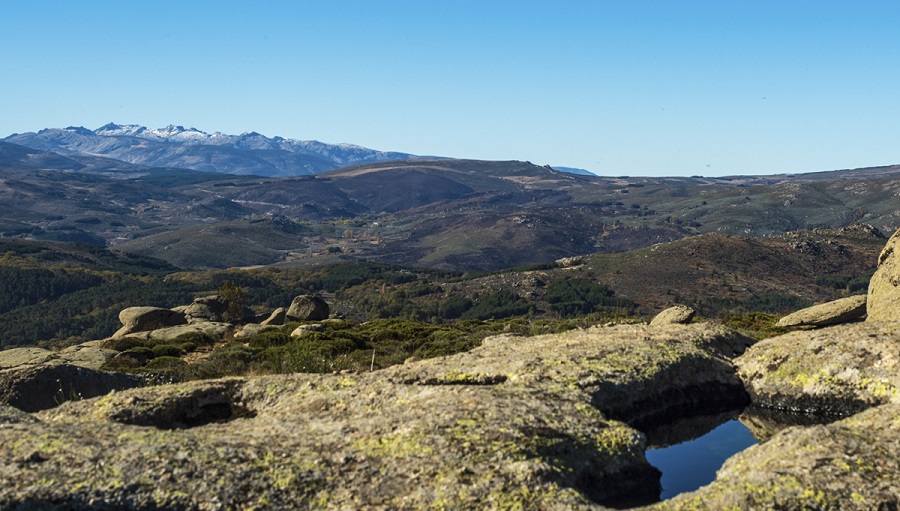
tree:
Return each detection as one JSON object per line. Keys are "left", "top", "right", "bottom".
{"left": 218, "top": 281, "right": 248, "bottom": 323}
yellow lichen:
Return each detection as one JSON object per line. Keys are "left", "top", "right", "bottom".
{"left": 352, "top": 431, "right": 436, "bottom": 458}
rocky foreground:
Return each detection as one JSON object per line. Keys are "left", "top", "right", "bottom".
{"left": 1, "top": 229, "right": 900, "bottom": 509}
{"left": 0, "top": 318, "right": 897, "bottom": 510}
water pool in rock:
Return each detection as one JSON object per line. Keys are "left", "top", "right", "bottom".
{"left": 645, "top": 418, "right": 758, "bottom": 499}
{"left": 601, "top": 406, "right": 833, "bottom": 508}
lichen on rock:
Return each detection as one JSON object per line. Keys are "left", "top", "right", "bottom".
{"left": 867, "top": 228, "right": 900, "bottom": 322}
{"left": 735, "top": 321, "right": 900, "bottom": 416}
{"left": 0, "top": 323, "right": 756, "bottom": 509}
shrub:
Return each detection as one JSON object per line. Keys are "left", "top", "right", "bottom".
{"left": 218, "top": 281, "right": 248, "bottom": 323}
{"left": 143, "top": 356, "right": 187, "bottom": 371}
{"left": 198, "top": 343, "right": 262, "bottom": 377}
{"left": 151, "top": 344, "right": 183, "bottom": 358}
{"left": 100, "top": 337, "right": 147, "bottom": 352}
{"left": 721, "top": 312, "right": 789, "bottom": 340}
{"left": 439, "top": 297, "right": 473, "bottom": 319}
{"left": 546, "top": 278, "right": 635, "bottom": 317}
{"left": 122, "top": 346, "right": 154, "bottom": 359}
{"left": 247, "top": 329, "right": 292, "bottom": 349}
{"left": 100, "top": 355, "right": 142, "bottom": 371}
{"left": 179, "top": 342, "right": 198, "bottom": 353}
{"left": 460, "top": 290, "right": 531, "bottom": 320}
{"left": 170, "top": 331, "right": 216, "bottom": 346}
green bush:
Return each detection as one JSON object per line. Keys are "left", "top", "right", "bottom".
{"left": 170, "top": 331, "right": 216, "bottom": 346}
{"left": 439, "top": 297, "right": 473, "bottom": 319}
{"left": 100, "top": 337, "right": 147, "bottom": 352}
{"left": 179, "top": 342, "right": 198, "bottom": 353}
{"left": 151, "top": 344, "right": 183, "bottom": 358}
{"left": 198, "top": 343, "right": 263, "bottom": 377}
{"left": 721, "top": 312, "right": 790, "bottom": 340}
{"left": 247, "top": 329, "right": 291, "bottom": 349}
{"left": 122, "top": 346, "right": 154, "bottom": 360}
{"left": 546, "top": 278, "right": 635, "bottom": 317}
{"left": 460, "top": 290, "right": 531, "bottom": 320}
{"left": 99, "top": 355, "right": 142, "bottom": 371}
{"left": 143, "top": 356, "right": 187, "bottom": 371}
{"left": 413, "top": 330, "right": 476, "bottom": 359}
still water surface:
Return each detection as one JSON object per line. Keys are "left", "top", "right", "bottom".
{"left": 645, "top": 419, "right": 758, "bottom": 499}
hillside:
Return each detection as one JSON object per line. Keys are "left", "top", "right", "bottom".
{"left": 0, "top": 142, "right": 898, "bottom": 270}
{"left": 0, "top": 225, "right": 882, "bottom": 348}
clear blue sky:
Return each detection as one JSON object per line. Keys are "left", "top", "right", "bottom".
{"left": 2, "top": 1, "right": 899, "bottom": 177}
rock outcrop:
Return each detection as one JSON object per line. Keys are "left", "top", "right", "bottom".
{"left": 735, "top": 322, "right": 899, "bottom": 416}
{"left": 286, "top": 294, "right": 330, "bottom": 322}
{"left": 0, "top": 347, "right": 144, "bottom": 412}
{"left": 649, "top": 305, "right": 695, "bottom": 326}
{"left": 775, "top": 294, "right": 868, "bottom": 328}
{"left": 115, "top": 306, "right": 186, "bottom": 337}
{"left": 0, "top": 324, "right": 753, "bottom": 508}
{"left": 1, "top": 345, "right": 119, "bottom": 372}
{"left": 260, "top": 307, "right": 286, "bottom": 326}
{"left": 867, "top": 228, "right": 900, "bottom": 322}
{"left": 183, "top": 295, "right": 229, "bottom": 324}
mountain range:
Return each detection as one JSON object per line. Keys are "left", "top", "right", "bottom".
{"left": 3, "top": 124, "right": 420, "bottom": 177}
{"left": 1, "top": 124, "right": 899, "bottom": 271}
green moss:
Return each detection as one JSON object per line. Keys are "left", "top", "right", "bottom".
{"left": 437, "top": 371, "right": 507, "bottom": 385}
{"left": 351, "top": 431, "right": 436, "bottom": 458}
{"left": 489, "top": 483, "right": 565, "bottom": 510}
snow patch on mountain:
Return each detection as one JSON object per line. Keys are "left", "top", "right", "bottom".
{"left": 4, "top": 123, "right": 420, "bottom": 177}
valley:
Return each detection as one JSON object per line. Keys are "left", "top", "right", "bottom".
{"left": 1, "top": 125, "right": 899, "bottom": 510}
{"left": 1, "top": 134, "right": 899, "bottom": 272}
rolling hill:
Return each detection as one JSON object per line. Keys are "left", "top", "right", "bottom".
{"left": 0, "top": 138, "right": 898, "bottom": 270}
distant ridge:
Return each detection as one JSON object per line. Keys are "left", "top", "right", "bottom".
{"left": 4, "top": 123, "right": 604, "bottom": 178}
{"left": 4, "top": 124, "right": 419, "bottom": 177}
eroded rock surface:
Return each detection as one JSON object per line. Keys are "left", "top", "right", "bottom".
{"left": 0, "top": 345, "right": 143, "bottom": 412}
{"left": 735, "top": 322, "right": 900, "bottom": 416}
{"left": 867, "top": 228, "right": 900, "bottom": 322}
{"left": 286, "top": 294, "right": 330, "bottom": 322}
{"left": 649, "top": 305, "right": 695, "bottom": 326}
{"left": 0, "top": 323, "right": 752, "bottom": 509}
{"left": 116, "top": 306, "right": 186, "bottom": 337}
{"left": 183, "top": 295, "right": 229, "bottom": 324}
{"left": 4, "top": 321, "right": 896, "bottom": 509}
{"left": 1, "top": 363, "right": 144, "bottom": 413}
{"left": 384, "top": 323, "right": 753, "bottom": 424}
{"left": 776, "top": 294, "right": 867, "bottom": 328}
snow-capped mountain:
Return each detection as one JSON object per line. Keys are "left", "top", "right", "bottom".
{"left": 3, "top": 124, "right": 419, "bottom": 177}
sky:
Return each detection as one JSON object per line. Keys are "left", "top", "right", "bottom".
{"left": 2, "top": 1, "right": 899, "bottom": 177}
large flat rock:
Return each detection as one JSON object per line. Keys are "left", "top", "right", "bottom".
{"left": 1, "top": 324, "right": 752, "bottom": 509}
{"left": 1, "top": 364, "right": 145, "bottom": 413}
{"left": 385, "top": 323, "right": 754, "bottom": 423}
{"left": 735, "top": 322, "right": 900, "bottom": 416}
{"left": 776, "top": 294, "right": 867, "bottom": 328}
{"left": 4, "top": 322, "right": 896, "bottom": 509}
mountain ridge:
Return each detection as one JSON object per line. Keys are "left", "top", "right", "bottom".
{"left": 4, "top": 124, "right": 420, "bottom": 177}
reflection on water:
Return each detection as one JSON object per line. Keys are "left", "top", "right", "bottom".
{"left": 739, "top": 405, "right": 842, "bottom": 442}
{"left": 602, "top": 406, "right": 839, "bottom": 508}
{"left": 599, "top": 408, "right": 752, "bottom": 509}
{"left": 645, "top": 418, "right": 758, "bottom": 500}
{"left": 599, "top": 404, "right": 841, "bottom": 508}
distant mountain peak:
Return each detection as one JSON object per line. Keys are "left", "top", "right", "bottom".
{"left": 64, "top": 126, "right": 95, "bottom": 136}
{"left": 3, "top": 123, "right": 419, "bottom": 178}
{"left": 95, "top": 123, "right": 147, "bottom": 137}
